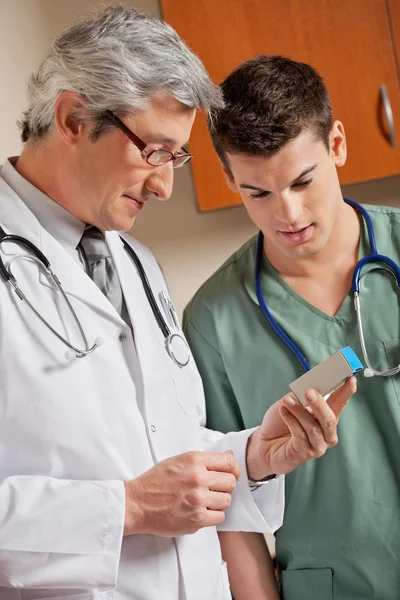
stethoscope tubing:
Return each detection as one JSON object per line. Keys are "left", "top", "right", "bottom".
{"left": 255, "top": 198, "right": 400, "bottom": 376}
{"left": 122, "top": 239, "right": 190, "bottom": 368}
{"left": 255, "top": 233, "right": 311, "bottom": 372}
{"left": 121, "top": 239, "right": 170, "bottom": 339}
{"left": 0, "top": 227, "right": 189, "bottom": 366}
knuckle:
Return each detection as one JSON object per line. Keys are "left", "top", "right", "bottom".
{"left": 188, "top": 470, "right": 206, "bottom": 489}
{"left": 223, "top": 493, "right": 232, "bottom": 509}
{"left": 215, "top": 511, "right": 226, "bottom": 526}
{"left": 327, "top": 435, "right": 339, "bottom": 448}
{"left": 227, "top": 474, "right": 237, "bottom": 492}
{"left": 307, "top": 448, "right": 316, "bottom": 460}
{"left": 190, "top": 506, "right": 206, "bottom": 523}
{"left": 292, "top": 445, "right": 310, "bottom": 461}
{"left": 187, "top": 451, "right": 201, "bottom": 466}
{"left": 313, "top": 444, "right": 327, "bottom": 458}
{"left": 310, "top": 425, "right": 322, "bottom": 438}
{"left": 187, "top": 490, "right": 205, "bottom": 507}
{"left": 225, "top": 452, "right": 237, "bottom": 471}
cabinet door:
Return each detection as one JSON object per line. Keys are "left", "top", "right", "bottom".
{"left": 161, "top": 0, "right": 400, "bottom": 211}
{"left": 388, "top": 0, "right": 400, "bottom": 76}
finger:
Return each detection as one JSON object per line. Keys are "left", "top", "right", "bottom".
{"left": 282, "top": 392, "right": 326, "bottom": 424}
{"left": 208, "top": 471, "right": 237, "bottom": 493}
{"left": 301, "top": 391, "right": 339, "bottom": 446}
{"left": 201, "top": 451, "right": 241, "bottom": 479}
{"left": 281, "top": 395, "right": 335, "bottom": 449}
{"left": 203, "top": 509, "right": 226, "bottom": 528}
{"left": 261, "top": 401, "right": 289, "bottom": 438}
{"left": 206, "top": 490, "right": 232, "bottom": 511}
{"left": 278, "top": 405, "right": 313, "bottom": 455}
{"left": 326, "top": 376, "right": 357, "bottom": 417}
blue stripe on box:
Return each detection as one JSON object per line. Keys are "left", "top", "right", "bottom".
{"left": 341, "top": 346, "right": 364, "bottom": 373}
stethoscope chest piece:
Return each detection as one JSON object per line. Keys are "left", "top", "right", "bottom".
{"left": 166, "top": 333, "right": 190, "bottom": 367}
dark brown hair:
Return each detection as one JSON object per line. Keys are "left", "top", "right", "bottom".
{"left": 209, "top": 55, "right": 333, "bottom": 169}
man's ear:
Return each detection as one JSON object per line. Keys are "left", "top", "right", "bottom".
{"left": 221, "top": 163, "right": 239, "bottom": 193}
{"left": 54, "top": 92, "right": 88, "bottom": 146}
{"left": 330, "top": 120, "right": 347, "bottom": 168}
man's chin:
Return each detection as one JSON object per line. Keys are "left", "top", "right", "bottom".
{"left": 119, "top": 215, "right": 137, "bottom": 233}
{"left": 277, "top": 239, "right": 324, "bottom": 261}
{"left": 103, "top": 214, "right": 138, "bottom": 233}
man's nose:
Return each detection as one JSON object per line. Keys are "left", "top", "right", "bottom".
{"left": 277, "top": 193, "right": 303, "bottom": 225}
{"left": 145, "top": 162, "right": 174, "bottom": 201}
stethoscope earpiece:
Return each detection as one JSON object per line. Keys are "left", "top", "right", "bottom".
{"left": 363, "top": 368, "right": 375, "bottom": 378}
{"left": 64, "top": 337, "right": 104, "bottom": 362}
{"left": 65, "top": 350, "right": 76, "bottom": 362}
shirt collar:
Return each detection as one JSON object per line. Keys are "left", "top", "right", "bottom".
{"left": 0, "top": 157, "right": 86, "bottom": 256}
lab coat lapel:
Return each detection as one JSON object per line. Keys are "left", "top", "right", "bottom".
{"left": 39, "top": 232, "right": 126, "bottom": 324}
{"left": 0, "top": 178, "right": 124, "bottom": 325}
{"left": 106, "top": 232, "right": 172, "bottom": 383}
{"left": 106, "top": 232, "right": 161, "bottom": 339}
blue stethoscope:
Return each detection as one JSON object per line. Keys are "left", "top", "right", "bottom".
{"left": 255, "top": 198, "right": 400, "bottom": 378}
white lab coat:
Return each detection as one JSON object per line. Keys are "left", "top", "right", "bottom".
{"left": 0, "top": 174, "right": 284, "bottom": 600}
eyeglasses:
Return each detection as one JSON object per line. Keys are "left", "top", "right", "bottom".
{"left": 104, "top": 110, "right": 193, "bottom": 169}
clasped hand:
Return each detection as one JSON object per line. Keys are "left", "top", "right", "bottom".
{"left": 124, "top": 378, "right": 356, "bottom": 536}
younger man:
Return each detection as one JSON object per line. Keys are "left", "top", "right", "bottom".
{"left": 184, "top": 55, "right": 400, "bottom": 599}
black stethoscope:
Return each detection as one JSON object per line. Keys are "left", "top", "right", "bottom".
{"left": 0, "top": 226, "right": 190, "bottom": 367}
{"left": 255, "top": 198, "right": 400, "bottom": 378}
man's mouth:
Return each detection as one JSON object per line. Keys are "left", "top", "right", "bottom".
{"left": 123, "top": 194, "right": 146, "bottom": 209}
{"left": 281, "top": 226, "right": 308, "bottom": 234}
{"left": 279, "top": 224, "right": 313, "bottom": 244}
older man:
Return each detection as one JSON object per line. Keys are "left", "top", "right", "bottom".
{"left": 0, "top": 9, "right": 354, "bottom": 600}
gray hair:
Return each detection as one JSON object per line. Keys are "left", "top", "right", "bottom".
{"left": 19, "top": 4, "right": 223, "bottom": 142}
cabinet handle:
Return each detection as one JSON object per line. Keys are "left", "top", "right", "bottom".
{"left": 380, "top": 84, "right": 396, "bottom": 148}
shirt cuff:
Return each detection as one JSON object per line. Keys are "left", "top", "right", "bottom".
{"left": 213, "top": 428, "right": 285, "bottom": 534}
{"left": 98, "top": 480, "right": 126, "bottom": 588}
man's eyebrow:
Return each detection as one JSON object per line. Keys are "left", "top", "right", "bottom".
{"left": 290, "top": 164, "right": 317, "bottom": 184}
{"left": 239, "top": 182, "right": 266, "bottom": 191}
{"left": 239, "top": 164, "right": 318, "bottom": 191}
{"left": 144, "top": 134, "right": 189, "bottom": 148}
{"left": 144, "top": 134, "right": 177, "bottom": 144}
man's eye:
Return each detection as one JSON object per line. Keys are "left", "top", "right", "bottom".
{"left": 292, "top": 178, "right": 313, "bottom": 189}
{"left": 249, "top": 191, "right": 269, "bottom": 200}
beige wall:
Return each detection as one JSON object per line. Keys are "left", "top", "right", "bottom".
{"left": 0, "top": 0, "right": 399, "bottom": 320}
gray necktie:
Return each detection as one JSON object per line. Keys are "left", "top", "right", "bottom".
{"left": 79, "top": 226, "right": 131, "bottom": 326}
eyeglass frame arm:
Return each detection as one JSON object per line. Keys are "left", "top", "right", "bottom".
{"left": 104, "top": 110, "right": 192, "bottom": 165}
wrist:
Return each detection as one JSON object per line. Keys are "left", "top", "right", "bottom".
{"left": 123, "top": 480, "right": 145, "bottom": 536}
{"left": 246, "top": 428, "right": 275, "bottom": 481}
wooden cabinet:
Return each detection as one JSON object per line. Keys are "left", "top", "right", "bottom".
{"left": 161, "top": 0, "right": 400, "bottom": 211}
{"left": 388, "top": 0, "right": 400, "bottom": 71}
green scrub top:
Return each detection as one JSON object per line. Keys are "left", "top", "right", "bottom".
{"left": 183, "top": 204, "right": 400, "bottom": 600}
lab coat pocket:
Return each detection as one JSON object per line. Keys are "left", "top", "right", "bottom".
{"left": 28, "top": 592, "right": 114, "bottom": 600}
{"left": 171, "top": 361, "right": 202, "bottom": 416}
{"left": 280, "top": 568, "right": 333, "bottom": 600}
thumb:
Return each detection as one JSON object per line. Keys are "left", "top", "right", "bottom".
{"left": 260, "top": 396, "right": 292, "bottom": 439}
